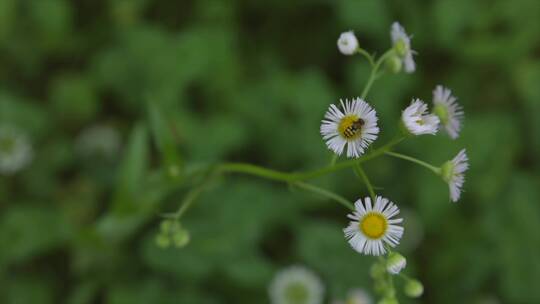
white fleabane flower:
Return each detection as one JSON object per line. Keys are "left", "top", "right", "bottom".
{"left": 386, "top": 252, "right": 407, "bottom": 275}
{"left": 346, "top": 289, "right": 373, "bottom": 304}
{"left": 344, "top": 196, "right": 404, "bottom": 256}
{"left": 320, "top": 98, "right": 379, "bottom": 158}
{"left": 76, "top": 124, "right": 121, "bottom": 159}
{"left": 390, "top": 22, "right": 415, "bottom": 73}
{"left": 441, "top": 149, "right": 469, "bottom": 202}
{"left": 432, "top": 85, "right": 464, "bottom": 139}
{"left": 269, "top": 266, "right": 324, "bottom": 304}
{"left": 0, "top": 125, "right": 33, "bottom": 175}
{"left": 402, "top": 99, "right": 440, "bottom": 135}
{"left": 337, "top": 31, "right": 359, "bottom": 55}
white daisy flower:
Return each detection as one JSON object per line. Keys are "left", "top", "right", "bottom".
{"left": 344, "top": 196, "right": 404, "bottom": 256}
{"left": 386, "top": 252, "right": 407, "bottom": 275}
{"left": 269, "top": 265, "right": 324, "bottom": 304}
{"left": 401, "top": 99, "right": 440, "bottom": 136}
{"left": 76, "top": 124, "right": 121, "bottom": 159}
{"left": 337, "top": 31, "right": 359, "bottom": 55}
{"left": 390, "top": 22, "right": 416, "bottom": 73}
{"left": 0, "top": 125, "right": 33, "bottom": 175}
{"left": 441, "top": 149, "right": 469, "bottom": 202}
{"left": 320, "top": 98, "right": 379, "bottom": 158}
{"left": 432, "top": 85, "right": 464, "bottom": 139}
{"left": 346, "top": 289, "right": 373, "bottom": 304}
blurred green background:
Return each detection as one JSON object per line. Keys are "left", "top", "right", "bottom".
{"left": 1, "top": 0, "right": 540, "bottom": 303}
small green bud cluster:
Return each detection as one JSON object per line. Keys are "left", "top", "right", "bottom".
{"left": 371, "top": 250, "right": 423, "bottom": 303}
{"left": 155, "top": 219, "right": 190, "bottom": 249}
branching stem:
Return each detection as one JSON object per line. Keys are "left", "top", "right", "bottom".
{"left": 385, "top": 151, "right": 441, "bottom": 174}
{"left": 361, "top": 49, "right": 395, "bottom": 99}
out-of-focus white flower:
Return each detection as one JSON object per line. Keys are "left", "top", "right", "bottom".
{"left": 390, "top": 22, "right": 416, "bottom": 73}
{"left": 337, "top": 31, "right": 359, "bottom": 55}
{"left": 344, "top": 196, "right": 404, "bottom": 256}
{"left": 0, "top": 125, "right": 33, "bottom": 175}
{"left": 432, "top": 85, "right": 464, "bottom": 139}
{"left": 441, "top": 149, "right": 469, "bottom": 202}
{"left": 76, "top": 124, "right": 121, "bottom": 159}
{"left": 320, "top": 98, "right": 379, "bottom": 158}
{"left": 386, "top": 252, "right": 406, "bottom": 275}
{"left": 346, "top": 289, "right": 372, "bottom": 304}
{"left": 402, "top": 99, "right": 440, "bottom": 136}
{"left": 269, "top": 265, "right": 324, "bottom": 304}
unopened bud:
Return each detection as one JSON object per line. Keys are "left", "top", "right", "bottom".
{"left": 386, "top": 252, "right": 407, "bottom": 275}
{"left": 404, "top": 279, "right": 424, "bottom": 298}
{"left": 386, "top": 55, "right": 402, "bottom": 74}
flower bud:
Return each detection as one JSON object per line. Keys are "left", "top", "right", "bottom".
{"left": 373, "top": 280, "right": 387, "bottom": 294}
{"left": 370, "top": 263, "right": 385, "bottom": 279}
{"left": 155, "top": 233, "right": 170, "bottom": 248}
{"left": 386, "top": 252, "right": 407, "bottom": 274}
{"left": 160, "top": 219, "right": 173, "bottom": 233}
{"left": 337, "top": 31, "right": 359, "bottom": 55}
{"left": 404, "top": 279, "right": 424, "bottom": 298}
{"left": 172, "top": 229, "right": 190, "bottom": 248}
{"left": 385, "top": 55, "right": 402, "bottom": 74}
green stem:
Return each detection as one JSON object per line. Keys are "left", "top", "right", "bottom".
{"left": 171, "top": 172, "right": 217, "bottom": 218}
{"left": 219, "top": 135, "right": 404, "bottom": 182}
{"left": 168, "top": 136, "right": 405, "bottom": 220}
{"left": 361, "top": 49, "right": 395, "bottom": 99}
{"left": 398, "top": 272, "right": 413, "bottom": 282}
{"left": 329, "top": 154, "right": 338, "bottom": 166}
{"left": 354, "top": 164, "right": 376, "bottom": 201}
{"left": 293, "top": 181, "right": 354, "bottom": 210}
{"left": 356, "top": 48, "right": 375, "bottom": 67}
{"left": 385, "top": 151, "right": 441, "bottom": 174}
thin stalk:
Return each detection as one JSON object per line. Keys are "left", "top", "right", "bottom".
{"left": 171, "top": 172, "right": 216, "bottom": 219}
{"left": 354, "top": 164, "right": 376, "bottom": 201}
{"left": 293, "top": 181, "right": 354, "bottom": 210}
{"left": 219, "top": 135, "right": 405, "bottom": 182}
{"left": 385, "top": 151, "right": 441, "bottom": 174}
{"left": 167, "top": 136, "right": 404, "bottom": 219}
{"left": 398, "top": 272, "right": 414, "bottom": 282}
{"left": 361, "top": 49, "right": 395, "bottom": 99}
{"left": 356, "top": 48, "right": 375, "bottom": 67}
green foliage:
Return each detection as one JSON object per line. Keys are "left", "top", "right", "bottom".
{"left": 0, "top": 0, "right": 539, "bottom": 303}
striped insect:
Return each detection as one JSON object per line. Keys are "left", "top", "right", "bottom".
{"left": 343, "top": 119, "right": 365, "bottom": 139}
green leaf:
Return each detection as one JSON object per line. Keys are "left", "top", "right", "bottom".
{"left": 111, "top": 123, "right": 149, "bottom": 212}
{"left": 0, "top": 206, "right": 71, "bottom": 266}
{"left": 147, "top": 101, "right": 182, "bottom": 178}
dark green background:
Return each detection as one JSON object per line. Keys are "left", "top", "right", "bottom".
{"left": 1, "top": 0, "right": 539, "bottom": 303}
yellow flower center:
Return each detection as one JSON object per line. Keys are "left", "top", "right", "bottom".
{"left": 338, "top": 115, "right": 364, "bottom": 140}
{"left": 359, "top": 212, "right": 388, "bottom": 239}
{"left": 284, "top": 282, "right": 309, "bottom": 304}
